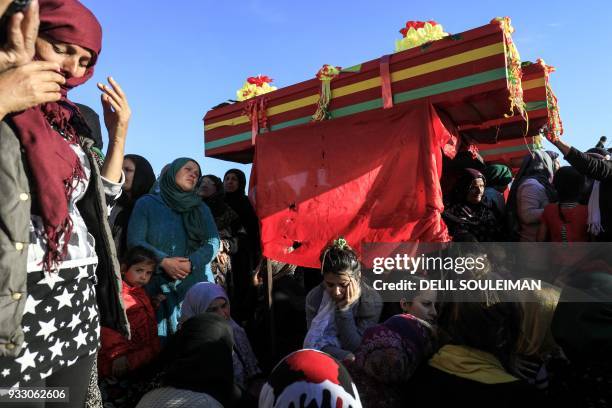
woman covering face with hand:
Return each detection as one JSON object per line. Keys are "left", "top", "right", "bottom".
{"left": 0, "top": 0, "right": 131, "bottom": 402}
{"left": 127, "top": 158, "right": 220, "bottom": 341}
{"left": 0, "top": 0, "right": 67, "bottom": 121}
{"left": 304, "top": 238, "right": 382, "bottom": 362}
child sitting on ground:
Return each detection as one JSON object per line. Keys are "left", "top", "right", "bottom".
{"left": 98, "top": 247, "right": 161, "bottom": 378}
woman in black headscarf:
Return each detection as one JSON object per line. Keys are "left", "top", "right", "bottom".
{"left": 443, "top": 168, "right": 504, "bottom": 242}
{"left": 110, "top": 154, "right": 156, "bottom": 259}
{"left": 223, "top": 169, "right": 261, "bottom": 261}
{"left": 223, "top": 169, "right": 261, "bottom": 322}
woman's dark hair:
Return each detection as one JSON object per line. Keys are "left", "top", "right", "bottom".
{"left": 199, "top": 174, "right": 224, "bottom": 196}
{"left": 122, "top": 154, "right": 156, "bottom": 205}
{"left": 553, "top": 166, "right": 585, "bottom": 203}
{"left": 121, "top": 246, "right": 158, "bottom": 269}
{"left": 162, "top": 314, "right": 239, "bottom": 406}
{"left": 320, "top": 238, "right": 361, "bottom": 279}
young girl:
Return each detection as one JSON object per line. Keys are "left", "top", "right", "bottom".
{"left": 537, "top": 166, "right": 588, "bottom": 242}
{"left": 304, "top": 238, "right": 382, "bottom": 361}
{"left": 98, "top": 247, "right": 161, "bottom": 378}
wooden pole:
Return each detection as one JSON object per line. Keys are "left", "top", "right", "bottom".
{"left": 266, "top": 260, "right": 276, "bottom": 360}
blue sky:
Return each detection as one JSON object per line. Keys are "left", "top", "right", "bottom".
{"left": 73, "top": 0, "right": 611, "bottom": 179}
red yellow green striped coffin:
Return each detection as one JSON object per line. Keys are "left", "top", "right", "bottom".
{"left": 475, "top": 60, "right": 562, "bottom": 167}
{"left": 204, "top": 19, "right": 525, "bottom": 163}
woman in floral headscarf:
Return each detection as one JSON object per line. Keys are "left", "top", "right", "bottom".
{"left": 0, "top": 0, "right": 131, "bottom": 402}
{"left": 349, "top": 314, "right": 436, "bottom": 408}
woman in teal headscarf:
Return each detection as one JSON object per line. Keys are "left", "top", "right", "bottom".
{"left": 128, "top": 158, "right": 219, "bottom": 341}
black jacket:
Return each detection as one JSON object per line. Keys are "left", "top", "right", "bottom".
{"left": 565, "top": 147, "right": 612, "bottom": 241}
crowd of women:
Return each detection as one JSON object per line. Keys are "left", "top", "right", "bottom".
{"left": 0, "top": 0, "right": 610, "bottom": 407}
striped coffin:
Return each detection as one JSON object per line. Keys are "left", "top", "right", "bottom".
{"left": 476, "top": 60, "right": 562, "bottom": 167}
{"left": 204, "top": 20, "right": 524, "bottom": 163}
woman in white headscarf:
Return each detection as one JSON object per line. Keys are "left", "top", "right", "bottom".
{"left": 180, "top": 282, "right": 262, "bottom": 392}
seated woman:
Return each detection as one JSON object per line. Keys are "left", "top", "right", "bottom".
{"left": 127, "top": 158, "right": 219, "bottom": 341}
{"left": 410, "top": 287, "right": 545, "bottom": 407}
{"left": 347, "top": 276, "right": 438, "bottom": 407}
{"left": 180, "top": 282, "right": 262, "bottom": 395}
{"left": 512, "top": 286, "right": 565, "bottom": 390}
{"left": 350, "top": 313, "right": 437, "bottom": 408}
{"left": 259, "top": 349, "right": 362, "bottom": 408}
{"left": 136, "top": 314, "right": 240, "bottom": 408}
{"left": 304, "top": 238, "right": 383, "bottom": 361}
{"left": 443, "top": 168, "right": 504, "bottom": 242}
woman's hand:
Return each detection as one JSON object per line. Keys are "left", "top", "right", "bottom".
{"left": 98, "top": 77, "right": 131, "bottom": 143}
{"left": 99, "top": 77, "right": 130, "bottom": 182}
{"left": 0, "top": 61, "right": 64, "bottom": 119}
{"left": 336, "top": 278, "right": 361, "bottom": 311}
{"left": 216, "top": 251, "right": 230, "bottom": 268}
{"left": 0, "top": 0, "right": 39, "bottom": 72}
{"left": 161, "top": 257, "right": 192, "bottom": 281}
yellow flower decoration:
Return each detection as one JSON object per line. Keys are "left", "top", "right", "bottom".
{"left": 395, "top": 21, "right": 449, "bottom": 52}
{"left": 236, "top": 75, "right": 278, "bottom": 101}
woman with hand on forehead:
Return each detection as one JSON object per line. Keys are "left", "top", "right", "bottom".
{"left": 0, "top": 0, "right": 131, "bottom": 403}
{"left": 304, "top": 238, "right": 383, "bottom": 362}
{"left": 128, "top": 158, "right": 220, "bottom": 342}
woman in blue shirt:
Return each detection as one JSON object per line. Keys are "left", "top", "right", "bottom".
{"left": 128, "top": 157, "right": 219, "bottom": 341}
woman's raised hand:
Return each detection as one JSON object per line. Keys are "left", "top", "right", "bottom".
{"left": 97, "top": 76, "right": 131, "bottom": 143}
{"left": 98, "top": 77, "right": 131, "bottom": 182}
{"left": 0, "top": 0, "right": 39, "bottom": 72}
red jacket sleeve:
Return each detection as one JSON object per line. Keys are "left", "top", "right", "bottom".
{"left": 98, "top": 285, "right": 160, "bottom": 377}
{"left": 98, "top": 327, "right": 131, "bottom": 377}
{"left": 123, "top": 287, "right": 161, "bottom": 371}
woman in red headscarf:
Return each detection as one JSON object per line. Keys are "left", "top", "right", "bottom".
{"left": 0, "top": 0, "right": 131, "bottom": 403}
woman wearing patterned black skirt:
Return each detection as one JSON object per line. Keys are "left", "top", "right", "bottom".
{"left": 0, "top": 0, "right": 131, "bottom": 406}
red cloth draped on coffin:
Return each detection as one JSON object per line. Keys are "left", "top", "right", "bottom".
{"left": 252, "top": 101, "right": 451, "bottom": 268}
